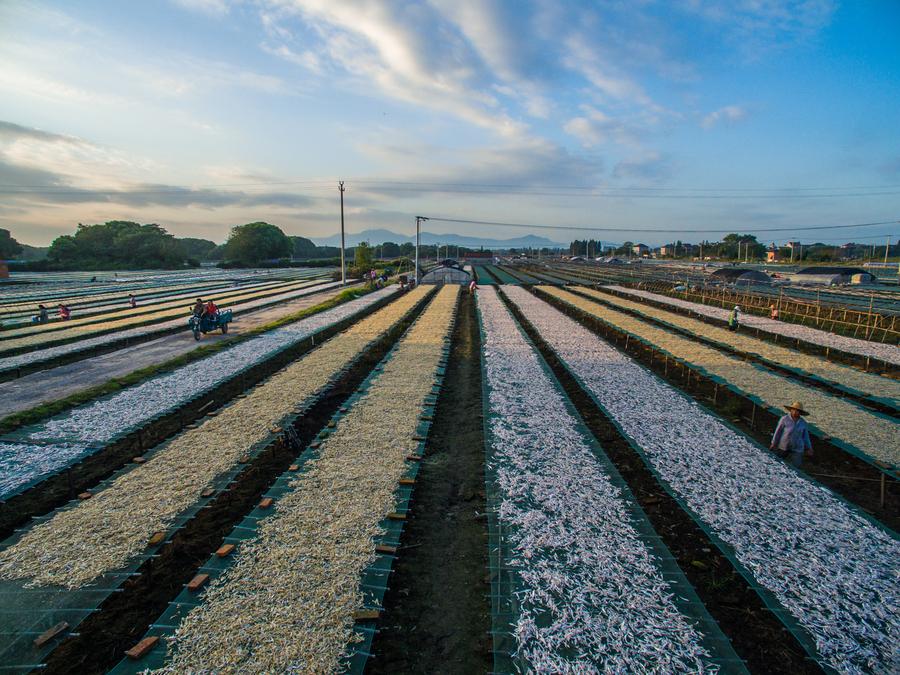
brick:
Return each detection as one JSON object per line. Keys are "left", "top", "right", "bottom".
{"left": 216, "top": 543, "right": 235, "bottom": 558}
{"left": 258, "top": 497, "right": 274, "bottom": 509}
{"left": 132, "top": 456, "right": 147, "bottom": 464}
{"left": 201, "top": 487, "right": 215, "bottom": 498}
{"left": 406, "top": 454, "right": 423, "bottom": 462}
{"left": 288, "top": 464, "right": 299, "bottom": 471}
{"left": 148, "top": 531, "right": 166, "bottom": 546}
{"left": 77, "top": 491, "right": 92, "bottom": 500}
{"left": 124, "top": 635, "right": 159, "bottom": 660}
{"left": 187, "top": 573, "right": 209, "bottom": 592}
{"left": 33, "top": 621, "right": 68, "bottom": 648}
{"left": 239, "top": 454, "right": 250, "bottom": 463}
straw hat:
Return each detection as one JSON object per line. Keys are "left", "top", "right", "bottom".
{"left": 784, "top": 401, "right": 809, "bottom": 416}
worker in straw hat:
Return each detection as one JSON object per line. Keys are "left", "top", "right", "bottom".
{"left": 770, "top": 401, "right": 813, "bottom": 468}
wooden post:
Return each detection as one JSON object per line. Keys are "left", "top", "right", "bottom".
{"left": 881, "top": 473, "right": 886, "bottom": 509}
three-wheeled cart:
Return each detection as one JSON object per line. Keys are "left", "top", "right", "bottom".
{"left": 188, "top": 309, "right": 233, "bottom": 340}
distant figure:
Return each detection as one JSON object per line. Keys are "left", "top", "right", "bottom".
{"left": 468, "top": 279, "right": 477, "bottom": 295}
{"left": 90, "top": 276, "right": 97, "bottom": 282}
{"left": 35, "top": 304, "right": 49, "bottom": 324}
{"left": 770, "top": 401, "right": 813, "bottom": 468}
{"left": 769, "top": 304, "right": 779, "bottom": 321}
{"left": 192, "top": 298, "right": 205, "bottom": 317}
{"left": 399, "top": 274, "right": 408, "bottom": 290}
{"left": 58, "top": 304, "right": 71, "bottom": 321}
{"left": 728, "top": 305, "right": 740, "bottom": 332}
{"left": 129, "top": 294, "right": 137, "bottom": 308}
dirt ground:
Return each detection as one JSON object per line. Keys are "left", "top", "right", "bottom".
{"left": 0, "top": 286, "right": 343, "bottom": 418}
{"left": 369, "top": 291, "right": 492, "bottom": 674}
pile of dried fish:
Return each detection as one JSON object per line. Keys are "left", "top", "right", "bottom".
{"left": 505, "top": 286, "right": 900, "bottom": 675}
{"left": 575, "top": 287, "right": 900, "bottom": 406}
{"left": 0, "top": 286, "right": 429, "bottom": 588}
{"left": 0, "top": 286, "right": 393, "bottom": 500}
{"left": 152, "top": 285, "right": 458, "bottom": 673}
{"left": 478, "top": 287, "right": 718, "bottom": 673}
{"left": 0, "top": 278, "right": 306, "bottom": 338}
{"left": 0, "top": 279, "right": 322, "bottom": 353}
{"left": 0, "top": 280, "right": 345, "bottom": 373}
{"left": 608, "top": 285, "right": 900, "bottom": 366}
{"left": 541, "top": 287, "right": 898, "bottom": 467}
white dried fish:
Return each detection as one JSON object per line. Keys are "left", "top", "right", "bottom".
{"left": 504, "top": 285, "right": 900, "bottom": 675}
{"left": 0, "top": 286, "right": 396, "bottom": 500}
{"left": 151, "top": 286, "right": 458, "bottom": 673}
{"left": 608, "top": 285, "right": 900, "bottom": 366}
{"left": 0, "top": 286, "right": 429, "bottom": 589}
{"left": 478, "top": 287, "right": 718, "bottom": 673}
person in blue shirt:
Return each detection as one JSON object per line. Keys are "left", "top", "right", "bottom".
{"left": 770, "top": 401, "right": 813, "bottom": 468}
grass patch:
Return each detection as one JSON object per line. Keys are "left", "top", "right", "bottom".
{"left": 0, "top": 284, "right": 371, "bottom": 435}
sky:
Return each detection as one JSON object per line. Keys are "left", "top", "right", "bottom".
{"left": 1, "top": 0, "right": 899, "bottom": 247}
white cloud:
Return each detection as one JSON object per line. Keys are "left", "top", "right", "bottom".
{"left": 701, "top": 104, "right": 748, "bottom": 129}
{"left": 261, "top": 43, "right": 322, "bottom": 74}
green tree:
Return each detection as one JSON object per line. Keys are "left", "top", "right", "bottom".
{"left": 46, "top": 221, "right": 186, "bottom": 268}
{"left": 178, "top": 237, "right": 217, "bottom": 261}
{"left": 0, "top": 229, "right": 23, "bottom": 258}
{"left": 223, "top": 222, "right": 292, "bottom": 265}
{"left": 354, "top": 241, "right": 374, "bottom": 270}
{"left": 291, "top": 235, "right": 319, "bottom": 259}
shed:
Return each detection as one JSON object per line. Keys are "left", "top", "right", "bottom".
{"left": 795, "top": 267, "right": 872, "bottom": 286}
{"left": 420, "top": 266, "right": 471, "bottom": 285}
{"left": 709, "top": 268, "right": 772, "bottom": 286}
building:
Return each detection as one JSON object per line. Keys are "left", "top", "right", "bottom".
{"left": 419, "top": 261, "right": 471, "bottom": 285}
{"left": 710, "top": 268, "right": 772, "bottom": 286}
{"left": 658, "top": 245, "right": 673, "bottom": 257}
{"left": 794, "top": 266, "right": 874, "bottom": 285}
{"left": 632, "top": 243, "right": 650, "bottom": 256}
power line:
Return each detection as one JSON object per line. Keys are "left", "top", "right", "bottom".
{"left": 423, "top": 216, "right": 899, "bottom": 235}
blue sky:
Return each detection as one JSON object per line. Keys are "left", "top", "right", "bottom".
{"left": 1, "top": 0, "right": 898, "bottom": 247}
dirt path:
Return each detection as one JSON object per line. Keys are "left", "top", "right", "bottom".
{"left": 0, "top": 287, "right": 344, "bottom": 418}
{"left": 369, "top": 291, "right": 491, "bottom": 675}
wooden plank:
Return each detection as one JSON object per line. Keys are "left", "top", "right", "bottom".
{"left": 399, "top": 478, "right": 415, "bottom": 485}
{"left": 187, "top": 573, "right": 210, "bottom": 592}
{"left": 132, "top": 456, "right": 147, "bottom": 464}
{"left": 124, "top": 635, "right": 159, "bottom": 660}
{"left": 353, "top": 609, "right": 381, "bottom": 621}
{"left": 147, "top": 531, "right": 166, "bottom": 546}
{"left": 201, "top": 487, "right": 215, "bottom": 498}
{"left": 387, "top": 512, "right": 406, "bottom": 521}
{"left": 77, "top": 491, "right": 92, "bottom": 500}
{"left": 216, "top": 543, "right": 235, "bottom": 558}
{"left": 33, "top": 621, "right": 69, "bottom": 648}
{"left": 258, "top": 497, "right": 274, "bottom": 509}
{"left": 375, "top": 544, "right": 397, "bottom": 554}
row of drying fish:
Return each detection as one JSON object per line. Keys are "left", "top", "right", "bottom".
{"left": 0, "top": 277, "right": 302, "bottom": 335}
{"left": 478, "top": 287, "right": 721, "bottom": 673}
{"left": 574, "top": 287, "right": 900, "bottom": 407}
{"left": 0, "top": 287, "right": 430, "bottom": 589}
{"left": 504, "top": 285, "right": 900, "bottom": 675}
{"left": 541, "top": 286, "right": 898, "bottom": 468}
{"left": 0, "top": 279, "right": 323, "bottom": 353}
{"left": 0, "top": 279, "right": 344, "bottom": 372}
{"left": 0, "top": 285, "right": 393, "bottom": 499}
{"left": 608, "top": 285, "right": 900, "bottom": 366}
{"left": 152, "top": 285, "right": 459, "bottom": 673}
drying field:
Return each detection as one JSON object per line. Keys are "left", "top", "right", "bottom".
{"left": 0, "top": 269, "right": 896, "bottom": 674}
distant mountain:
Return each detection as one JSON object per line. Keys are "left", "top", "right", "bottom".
{"left": 310, "top": 229, "right": 565, "bottom": 249}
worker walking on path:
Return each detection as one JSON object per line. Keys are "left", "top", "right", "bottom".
{"left": 468, "top": 278, "right": 477, "bottom": 295}
{"left": 770, "top": 401, "right": 813, "bottom": 468}
{"left": 769, "top": 304, "right": 779, "bottom": 320}
{"left": 728, "top": 305, "right": 740, "bottom": 332}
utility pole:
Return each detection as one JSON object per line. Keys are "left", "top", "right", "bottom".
{"left": 885, "top": 235, "right": 891, "bottom": 265}
{"left": 415, "top": 216, "right": 428, "bottom": 282}
{"left": 339, "top": 181, "right": 346, "bottom": 286}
